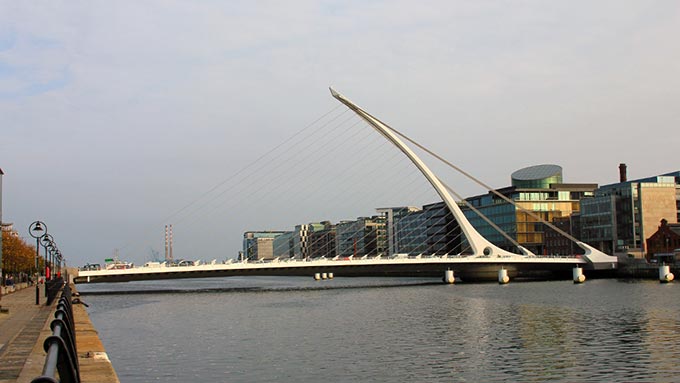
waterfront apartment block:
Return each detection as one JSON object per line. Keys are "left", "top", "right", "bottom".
{"left": 307, "top": 221, "right": 336, "bottom": 259}
{"left": 335, "top": 216, "right": 386, "bottom": 257}
{"left": 242, "top": 165, "right": 680, "bottom": 260}
{"left": 580, "top": 170, "right": 679, "bottom": 255}
{"left": 273, "top": 231, "right": 294, "bottom": 259}
{"left": 393, "top": 208, "right": 428, "bottom": 255}
{"left": 423, "top": 202, "right": 464, "bottom": 255}
{"left": 292, "top": 223, "right": 334, "bottom": 260}
{"left": 544, "top": 214, "right": 583, "bottom": 255}
{"left": 376, "top": 207, "right": 423, "bottom": 255}
{"left": 242, "top": 231, "right": 286, "bottom": 260}
{"left": 461, "top": 164, "right": 596, "bottom": 255}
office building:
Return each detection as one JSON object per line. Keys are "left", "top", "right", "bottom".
{"left": 580, "top": 168, "right": 680, "bottom": 255}
{"left": 243, "top": 231, "right": 286, "bottom": 260}
{"left": 461, "top": 164, "right": 596, "bottom": 254}
{"left": 335, "top": 216, "right": 386, "bottom": 257}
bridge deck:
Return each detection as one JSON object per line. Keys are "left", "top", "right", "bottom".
{"left": 75, "top": 256, "right": 603, "bottom": 284}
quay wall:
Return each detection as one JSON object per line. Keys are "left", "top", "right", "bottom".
{"left": 71, "top": 283, "right": 120, "bottom": 383}
{"left": 616, "top": 262, "right": 679, "bottom": 279}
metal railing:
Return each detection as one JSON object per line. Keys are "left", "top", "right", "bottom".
{"left": 45, "top": 277, "right": 65, "bottom": 306}
{"left": 32, "top": 282, "right": 81, "bottom": 383}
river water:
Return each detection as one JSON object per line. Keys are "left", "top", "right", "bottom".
{"left": 79, "top": 277, "right": 680, "bottom": 382}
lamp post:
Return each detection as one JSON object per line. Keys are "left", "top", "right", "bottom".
{"left": 29, "top": 221, "right": 46, "bottom": 305}
{"left": 41, "top": 233, "right": 54, "bottom": 281}
{"left": 56, "top": 251, "right": 62, "bottom": 278}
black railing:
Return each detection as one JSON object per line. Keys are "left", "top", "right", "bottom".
{"left": 32, "top": 282, "right": 81, "bottom": 383}
{"left": 45, "top": 277, "right": 65, "bottom": 306}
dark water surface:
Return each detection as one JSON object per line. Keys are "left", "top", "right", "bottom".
{"left": 79, "top": 277, "right": 680, "bottom": 382}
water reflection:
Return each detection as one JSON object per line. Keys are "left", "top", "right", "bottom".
{"left": 83, "top": 278, "right": 680, "bottom": 382}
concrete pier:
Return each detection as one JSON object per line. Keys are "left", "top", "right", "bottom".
{"left": 0, "top": 282, "right": 119, "bottom": 382}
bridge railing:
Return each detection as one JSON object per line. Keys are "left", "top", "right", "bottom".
{"left": 31, "top": 281, "right": 81, "bottom": 383}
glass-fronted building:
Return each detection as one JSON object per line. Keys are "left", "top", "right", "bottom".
{"left": 581, "top": 172, "right": 679, "bottom": 255}
{"left": 461, "top": 165, "right": 596, "bottom": 255}
{"left": 243, "top": 231, "right": 286, "bottom": 260}
{"left": 335, "top": 216, "right": 386, "bottom": 257}
{"left": 423, "top": 202, "right": 464, "bottom": 255}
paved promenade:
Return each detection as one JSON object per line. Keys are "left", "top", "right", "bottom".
{"left": 0, "top": 284, "right": 119, "bottom": 383}
{"left": 0, "top": 285, "right": 52, "bottom": 382}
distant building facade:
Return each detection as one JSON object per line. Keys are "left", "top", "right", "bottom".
{"left": 272, "top": 231, "right": 294, "bottom": 259}
{"left": 243, "top": 231, "right": 286, "bottom": 260}
{"left": 394, "top": 209, "right": 427, "bottom": 255}
{"left": 461, "top": 165, "right": 596, "bottom": 255}
{"left": 307, "top": 221, "right": 336, "bottom": 259}
{"left": 335, "top": 216, "right": 386, "bottom": 257}
{"left": 240, "top": 164, "right": 679, "bottom": 261}
{"left": 646, "top": 219, "right": 680, "bottom": 262}
{"left": 423, "top": 202, "right": 464, "bottom": 255}
{"left": 580, "top": 170, "right": 679, "bottom": 254}
{"left": 376, "top": 207, "right": 423, "bottom": 255}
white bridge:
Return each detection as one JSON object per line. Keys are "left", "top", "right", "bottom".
{"left": 76, "top": 88, "right": 617, "bottom": 284}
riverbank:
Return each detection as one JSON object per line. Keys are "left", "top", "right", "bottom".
{"left": 0, "top": 281, "right": 119, "bottom": 382}
{"left": 71, "top": 283, "right": 120, "bottom": 382}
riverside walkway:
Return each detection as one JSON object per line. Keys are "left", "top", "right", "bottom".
{"left": 0, "top": 283, "right": 119, "bottom": 383}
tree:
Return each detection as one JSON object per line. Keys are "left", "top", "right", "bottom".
{"left": 1, "top": 231, "right": 38, "bottom": 275}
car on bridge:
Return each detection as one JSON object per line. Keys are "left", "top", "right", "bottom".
{"left": 80, "top": 263, "right": 101, "bottom": 271}
{"left": 168, "top": 259, "right": 195, "bottom": 267}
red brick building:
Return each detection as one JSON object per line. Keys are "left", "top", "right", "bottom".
{"left": 646, "top": 219, "right": 680, "bottom": 262}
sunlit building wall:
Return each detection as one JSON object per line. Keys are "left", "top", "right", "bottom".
{"left": 581, "top": 171, "right": 679, "bottom": 255}
{"left": 461, "top": 165, "right": 596, "bottom": 255}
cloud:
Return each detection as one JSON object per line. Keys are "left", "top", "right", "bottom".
{"left": 1, "top": 1, "right": 679, "bottom": 265}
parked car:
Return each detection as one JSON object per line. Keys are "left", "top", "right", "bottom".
{"left": 81, "top": 263, "right": 101, "bottom": 271}
{"left": 176, "top": 259, "right": 195, "bottom": 267}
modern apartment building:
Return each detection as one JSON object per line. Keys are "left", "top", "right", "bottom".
{"left": 242, "top": 231, "right": 286, "bottom": 260}
{"left": 580, "top": 168, "right": 680, "bottom": 255}
{"left": 423, "top": 202, "right": 464, "bottom": 255}
{"left": 375, "top": 207, "right": 423, "bottom": 256}
{"left": 335, "top": 216, "right": 386, "bottom": 257}
{"left": 272, "top": 231, "right": 294, "bottom": 259}
{"left": 461, "top": 164, "right": 596, "bottom": 254}
{"left": 307, "top": 221, "right": 336, "bottom": 259}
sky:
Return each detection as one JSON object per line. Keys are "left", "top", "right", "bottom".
{"left": 1, "top": 1, "right": 679, "bottom": 267}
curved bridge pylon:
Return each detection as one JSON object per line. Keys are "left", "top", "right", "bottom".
{"left": 329, "top": 87, "right": 617, "bottom": 268}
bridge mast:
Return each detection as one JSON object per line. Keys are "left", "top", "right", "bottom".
{"left": 329, "top": 87, "right": 517, "bottom": 257}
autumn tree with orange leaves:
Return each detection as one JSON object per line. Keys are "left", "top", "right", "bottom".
{"left": 2, "top": 231, "right": 41, "bottom": 275}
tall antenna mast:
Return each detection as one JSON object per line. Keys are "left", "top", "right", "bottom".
{"left": 169, "top": 225, "right": 174, "bottom": 261}
{"left": 164, "top": 225, "right": 170, "bottom": 261}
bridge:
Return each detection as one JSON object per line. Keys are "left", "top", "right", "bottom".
{"left": 75, "top": 88, "right": 618, "bottom": 284}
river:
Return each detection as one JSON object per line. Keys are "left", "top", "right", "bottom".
{"left": 78, "top": 277, "right": 680, "bottom": 382}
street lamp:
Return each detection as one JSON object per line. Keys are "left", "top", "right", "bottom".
{"left": 29, "top": 221, "right": 46, "bottom": 305}
{"left": 55, "top": 250, "right": 62, "bottom": 278}
{"left": 52, "top": 248, "right": 60, "bottom": 278}
{"left": 41, "top": 233, "right": 54, "bottom": 281}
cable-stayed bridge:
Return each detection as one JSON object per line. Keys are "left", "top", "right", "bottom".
{"left": 76, "top": 88, "right": 618, "bottom": 284}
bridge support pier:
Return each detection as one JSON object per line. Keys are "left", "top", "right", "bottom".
{"left": 443, "top": 269, "right": 455, "bottom": 284}
{"left": 573, "top": 266, "right": 586, "bottom": 284}
{"left": 321, "top": 273, "right": 328, "bottom": 280}
{"left": 328, "top": 272, "right": 334, "bottom": 279}
{"left": 498, "top": 268, "right": 509, "bottom": 284}
{"left": 659, "top": 265, "right": 674, "bottom": 283}
{"left": 314, "top": 273, "right": 321, "bottom": 281}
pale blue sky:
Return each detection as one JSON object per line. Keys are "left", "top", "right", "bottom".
{"left": 1, "top": 1, "right": 679, "bottom": 266}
